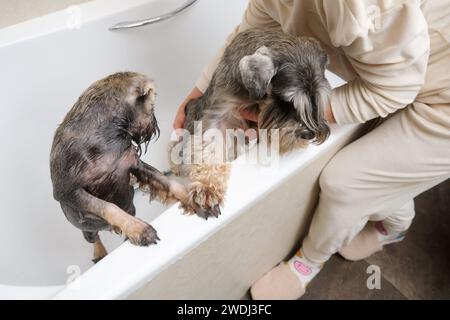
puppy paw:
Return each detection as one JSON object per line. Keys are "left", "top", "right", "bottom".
{"left": 184, "top": 182, "right": 223, "bottom": 219}
{"left": 196, "top": 203, "right": 221, "bottom": 220}
{"left": 125, "top": 219, "right": 160, "bottom": 246}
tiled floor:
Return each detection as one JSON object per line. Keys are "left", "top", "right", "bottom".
{"left": 303, "top": 179, "right": 450, "bottom": 300}
{"left": 302, "top": 256, "right": 406, "bottom": 300}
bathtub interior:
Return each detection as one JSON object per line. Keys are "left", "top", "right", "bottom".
{"left": 0, "top": 0, "right": 248, "bottom": 287}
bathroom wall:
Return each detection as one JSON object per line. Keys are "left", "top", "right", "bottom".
{"left": 0, "top": 0, "right": 91, "bottom": 28}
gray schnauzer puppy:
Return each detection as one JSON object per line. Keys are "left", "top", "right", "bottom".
{"left": 50, "top": 72, "right": 194, "bottom": 262}
{"left": 169, "top": 28, "right": 331, "bottom": 219}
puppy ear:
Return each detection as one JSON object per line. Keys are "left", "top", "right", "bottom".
{"left": 239, "top": 46, "right": 276, "bottom": 100}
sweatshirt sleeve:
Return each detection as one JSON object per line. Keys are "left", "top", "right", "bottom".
{"left": 320, "top": 0, "right": 430, "bottom": 125}
{"left": 195, "top": 0, "right": 282, "bottom": 93}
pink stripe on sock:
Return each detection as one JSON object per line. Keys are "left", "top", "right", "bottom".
{"left": 294, "top": 260, "right": 312, "bottom": 276}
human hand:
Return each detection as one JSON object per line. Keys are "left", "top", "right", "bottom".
{"left": 239, "top": 109, "right": 259, "bottom": 123}
{"left": 173, "top": 87, "right": 204, "bottom": 129}
{"left": 324, "top": 102, "right": 336, "bottom": 124}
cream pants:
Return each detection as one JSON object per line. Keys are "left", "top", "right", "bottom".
{"left": 302, "top": 102, "right": 450, "bottom": 264}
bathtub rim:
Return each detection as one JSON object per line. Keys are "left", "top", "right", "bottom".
{"left": 0, "top": 0, "right": 198, "bottom": 299}
{"left": 0, "top": 0, "right": 356, "bottom": 300}
{"left": 51, "top": 122, "right": 358, "bottom": 300}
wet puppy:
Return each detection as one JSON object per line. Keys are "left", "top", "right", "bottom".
{"left": 169, "top": 28, "right": 331, "bottom": 218}
{"left": 50, "top": 72, "right": 190, "bottom": 262}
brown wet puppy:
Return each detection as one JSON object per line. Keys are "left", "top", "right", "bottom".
{"left": 50, "top": 72, "right": 191, "bottom": 262}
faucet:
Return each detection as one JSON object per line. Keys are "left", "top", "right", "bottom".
{"left": 109, "top": 0, "right": 198, "bottom": 31}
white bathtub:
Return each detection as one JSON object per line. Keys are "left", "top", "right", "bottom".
{"left": 0, "top": 0, "right": 359, "bottom": 299}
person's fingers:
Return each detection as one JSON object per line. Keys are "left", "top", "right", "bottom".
{"left": 324, "top": 102, "right": 336, "bottom": 124}
{"left": 173, "top": 111, "right": 185, "bottom": 129}
{"left": 172, "top": 99, "right": 188, "bottom": 129}
{"left": 240, "top": 109, "right": 259, "bottom": 123}
{"left": 172, "top": 87, "right": 204, "bottom": 130}
{"left": 174, "top": 128, "right": 185, "bottom": 137}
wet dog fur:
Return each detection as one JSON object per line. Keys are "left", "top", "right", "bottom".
{"left": 169, "top": 28, "right": 331, "bottom": 219}
{"left": 50, "top": 72, "right": 194, "bottom": 262}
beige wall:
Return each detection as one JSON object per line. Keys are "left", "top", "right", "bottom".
{"left": 0, "top": 0, "right": 91, "bottom": 28}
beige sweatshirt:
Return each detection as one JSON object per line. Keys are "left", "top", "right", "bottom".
{"left": 195, "top": 0, "right": 450, "bottom": 126}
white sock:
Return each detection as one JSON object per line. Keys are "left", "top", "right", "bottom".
{"left": 374, "top": 221, "right": 406, "bottom": 245}
{"left": 287, "top": 249, "right": 322, "bottom": 288}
